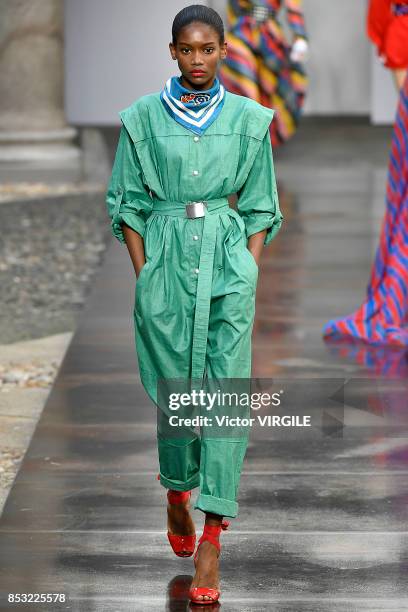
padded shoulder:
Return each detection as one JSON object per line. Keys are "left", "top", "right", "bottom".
{"left": 118, "top": 93, "right": 161, "bottom": 143}
{"left": 225, "top": 93, "right": 275, "bottom": 140}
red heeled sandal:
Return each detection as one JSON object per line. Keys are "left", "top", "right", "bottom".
{"left": 158, "top": 473, "right": 196, "bottom": 557}
{"left": 189, "top": 520, "right": 230, "bottom": 605}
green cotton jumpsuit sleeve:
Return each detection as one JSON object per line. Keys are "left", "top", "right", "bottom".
{"left": 106, "top": 125, "right": 153, "bottom": 243}
{"left": 236, "top": 128, "right": 282, "bottom": 246}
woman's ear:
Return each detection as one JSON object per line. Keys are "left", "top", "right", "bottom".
{"left": 169, "top": 42, "right": 177, "bottom": 60}
{"left": 220, "top": 41, "right": 227, "bottom": 60}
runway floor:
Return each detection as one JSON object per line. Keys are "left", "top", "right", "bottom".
{"left": 1, "top": 120, "right": 408, "bottom": 611}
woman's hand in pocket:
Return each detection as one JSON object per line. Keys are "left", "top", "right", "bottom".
{"left": 247, "top": 229, "right": 266, "bottom": 266}
{"left": 123, "top": 223, "right": 146, "bottom": 278}
{"left": 136, "top": 260, "right": 147, "bottom": 280}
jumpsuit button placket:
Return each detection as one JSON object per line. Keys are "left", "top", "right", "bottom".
{"left": 190, "top": 158, "right": 200, "bottom": 277}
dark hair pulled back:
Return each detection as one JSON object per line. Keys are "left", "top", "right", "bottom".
{"left": 172, "top": 4, "right": 225, "bottom": 44}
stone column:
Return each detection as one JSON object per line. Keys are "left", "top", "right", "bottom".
{"left": 0, "top": 0, "right": 81, "bottom": 182}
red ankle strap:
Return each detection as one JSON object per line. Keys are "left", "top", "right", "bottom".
{"left": 167, "top": 489, "right": 191, "bottom": 504}
{"left": 202, "top": 521, "right": 229, "bottom": 537}
{"left": 195, "top": 520, "right": 230, "bottom": 559}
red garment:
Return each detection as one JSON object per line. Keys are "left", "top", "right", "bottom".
{"left": 367, "top": 0, "right": 408, "bottom": 68}
{"left": 322, "top": 75, "right": 408, "bottom": 347}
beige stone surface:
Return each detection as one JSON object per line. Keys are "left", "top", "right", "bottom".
{"left": 0, "top": 332, "right": 73, "bottom": 515}
{"left": 0, "top": 332, "right": 72, "bottom": 365}
{"left": 0, "top": 388, "right": 48, "bottom": 419}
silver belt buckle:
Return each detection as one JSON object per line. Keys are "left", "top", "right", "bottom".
{"left": 186, "top": 201, "right": 207, "bottom": 219}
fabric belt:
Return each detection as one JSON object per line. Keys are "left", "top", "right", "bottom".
{"left": 151, "top": 197, "right": 231, "bottom": 387}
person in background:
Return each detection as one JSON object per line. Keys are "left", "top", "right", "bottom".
{"left": 322, "top": 74, "right": 408, "bottom": 347}
{"left": 218, "top": 0, "right": 308, "bottom": 147}
{"left": 367, "top": 0, "right": 408, "bottom": 90}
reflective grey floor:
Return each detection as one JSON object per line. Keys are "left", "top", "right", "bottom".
{"left": 1, "top": 120, "right": 408, "bottom": 611}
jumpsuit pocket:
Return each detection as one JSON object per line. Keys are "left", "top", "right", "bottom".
{"left": 225, "top": 211, "right": 246, "bottom": 250}
{"left": 227, "top": 235, "right": 259, "bottom": 296}
{"left": 135, "top": 250, "right": 153, "bottom": 311}
{"left": 135, "top": 261, "right": 150, "bottom": 318}
{"left": 134, "top": 215, "right": 162, "bottom": 315}
{"left": 135, "top": 213, "right": 157, "bottom": 286}
{"left": 137, "top": 260, "right": 150, "bottom": 285}
{"left": 244, "top": 246, "right": 259, "bottom": 273}
{"left": 134, "top": 222, "right": 152, "bottom": 316}
{"left": 227, "top": 214, "right": 257, "bottom": 269}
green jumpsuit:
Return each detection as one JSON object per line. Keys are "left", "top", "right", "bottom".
{"left": 106, "top": 90, "right": 283, "bottom": 518}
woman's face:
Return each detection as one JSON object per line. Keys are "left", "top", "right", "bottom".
{"left": 169, "top": 21, "right": 227, "bottom": 91}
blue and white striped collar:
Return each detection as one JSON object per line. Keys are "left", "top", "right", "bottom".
{"left": 160, "top": 75, "right": 226, "bottom": 135}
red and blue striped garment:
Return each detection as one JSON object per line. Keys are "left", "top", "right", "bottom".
{"left": 323, "top": 76, "right": 408, "bottom": 347}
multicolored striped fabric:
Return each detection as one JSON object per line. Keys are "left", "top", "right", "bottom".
{"left": 218, "top": 0, "right": 308, "bottom": 147}
{"left": 324, "top": 341, "right": 408, "bottom": 378}
{"left": 323, "top": 75, "right": 408, "bottom": 347}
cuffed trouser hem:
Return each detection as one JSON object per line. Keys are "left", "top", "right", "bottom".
{"left": 194, "top": 493, "right": 238, "bottom": 518}
{"left": 158, "top": 472, "right": 200, "bottom": 491}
